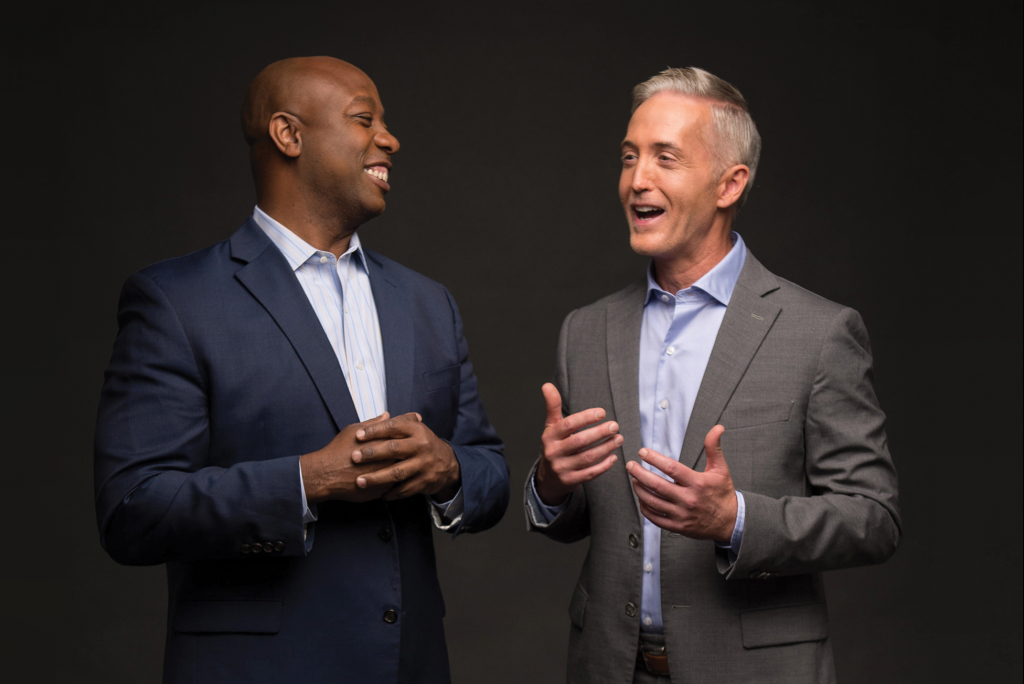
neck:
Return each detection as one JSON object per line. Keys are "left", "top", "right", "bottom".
{"left": 258, "top": 187, "right": 360, "bottom": 258}
{"left": 653, "top": 219, "right": 733, "bottom": 293}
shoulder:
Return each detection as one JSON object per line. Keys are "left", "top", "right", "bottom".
{"left": 363, "top": 249, "right": 453, "bottom": 303}
{"left": 753, "top": 262, "right": 871, "bottom": 351}
{"left": 566, "top": 280, "right": 646, "bottom": 324}
{"left": 133, "top": 238, "right": 236, "bottom": 294}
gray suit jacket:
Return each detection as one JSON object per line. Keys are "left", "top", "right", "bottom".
{"left": 525, "top": 252, "right": 900, "bottom": 684}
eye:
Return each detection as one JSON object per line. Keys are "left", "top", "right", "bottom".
{"left": 354, "top": 113, "right": 373, "bottom": 126}
{"left": 622, "top": 152, "right": 638, "bottom": 164}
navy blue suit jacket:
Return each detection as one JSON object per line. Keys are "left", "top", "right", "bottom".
{"left": 94, "top": 218, "right": 509, "bottom": 683}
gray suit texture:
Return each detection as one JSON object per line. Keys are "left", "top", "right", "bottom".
{"left": 525, "top": 252, "right": 901, "bottom": 684}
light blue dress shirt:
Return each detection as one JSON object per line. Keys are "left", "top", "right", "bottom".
{"left": 530, "top": 233, "right": 748, "bottom": 634}
{"left": 252, "top": 208, "right": 462, "bottom": 543}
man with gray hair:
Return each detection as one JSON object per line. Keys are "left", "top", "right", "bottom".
{"left": 524, "top": 67, "right": 900, "bottom": 683}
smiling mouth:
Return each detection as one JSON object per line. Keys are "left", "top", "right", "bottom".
{"left": 632, "top": 205, "right": 665, "bottom": 222}
{"left": 364, "top": 165, "right": 390, "bottom": 189}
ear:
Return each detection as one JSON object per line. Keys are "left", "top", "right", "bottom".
{"left": 716, "top": 164, "right": 750, "bottom": 209}
{"left": 268, "top": 112, "right": 302, "bottom": 158}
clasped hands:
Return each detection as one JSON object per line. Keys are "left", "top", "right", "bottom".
{"left": 534, "top": 383, "right": 737, "bottom": 543}
{"left": 300, "top": 412, "right": 460, "bottom": 505}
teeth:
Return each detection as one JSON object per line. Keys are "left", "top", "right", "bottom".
{"left": 364, "top": 168, "right": 389, "bottom": 183}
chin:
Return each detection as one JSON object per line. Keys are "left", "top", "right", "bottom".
{"left": 629, "top": 231, "right": 666, "bottom": 258}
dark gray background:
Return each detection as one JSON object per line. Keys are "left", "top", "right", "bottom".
{"left": 10, "top": 1, "right": 1021, "bottom": 681}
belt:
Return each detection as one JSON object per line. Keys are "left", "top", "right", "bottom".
{"left": 636, "top": 635, "right": 670, "bottom": 677}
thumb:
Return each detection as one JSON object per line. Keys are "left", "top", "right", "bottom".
{"left": 704, "top": 425, "right": 729, "bottom": 473}
{"left": 541, "top": 383, "right": 564, "bottom": 426}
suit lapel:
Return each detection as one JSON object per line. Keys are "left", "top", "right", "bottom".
{"left": 606, "top": 282, "right": 647, "bottom": 522}
{"left": 365, "top": 251, "right": 415, "bottom": 416}
{"left": 231, "top": 219, "right": 358, "bottom": 431}
{"left": 679, "top": 254, "right": 781, "bottom": 469}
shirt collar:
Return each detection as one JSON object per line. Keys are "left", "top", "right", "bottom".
{"left": 645, "top": 232, "right": 748, "bottom": 306}
{"left": 252, "top": 205, "right": 367, "bottom": 272}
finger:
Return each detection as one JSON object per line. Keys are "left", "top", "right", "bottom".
{"left": 626, "top": 460, "right": 679, "bottom": 501}
{"left": 638, "top": 501, "right": 677, "bottom": 530}
{"left": 558, "top": 420, "right": 620, "bottom": 456}
{"left": 633, "top": 479, "right": 675, "bottom": 515}
{"left": 638, "top": 448, "right": 698, "bottom": 486}
{"left": 382, "top": 476, "right": 428, "bottom": 501}
{"left": 356, "top": 414, "right": 419, "bottom": 441}
{"left": 358, "top": 412, "right": 390, "bottom": 427}
{"left": 556, "top": 454, "right": 618, "bottom": 488}
{"left": 560, "top": 433, "right": 623, "bottom": 471}
{"left": 356, "top": 457, "right": 421, "bottom": 489}
{"left": 549, "top": 408, "right": 608, "bottom": 442}
{"left": 353, "top": 438, "right": 416, "bottom": 463}
{"left": 703, "top": 425, "right": 729, "bottom": 473}
{"left": 541, "top": 383, "right": 564, "bottom": 426}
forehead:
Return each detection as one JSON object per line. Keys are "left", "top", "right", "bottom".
{"left": 624, "top": 92, "right": 711, "bottom": 144}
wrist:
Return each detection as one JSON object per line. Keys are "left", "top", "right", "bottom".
{"left": 535, "top": 463, "right": 570, "bottom": 507}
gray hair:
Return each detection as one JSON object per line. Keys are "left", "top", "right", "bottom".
{"left": 632, "top": 67, "right": 761, "bottom": 208}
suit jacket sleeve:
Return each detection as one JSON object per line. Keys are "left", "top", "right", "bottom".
{"left": 94, "top": 272, "right": 307, "bottom": 565}
{"left": 725, "top": 307, "right": 902, "bottom": 579}
{"left": 442, "top": 288, "right": 509, "bottom": 536}
{"left": 523, "top": 309, "right": 591, "bottom": 543}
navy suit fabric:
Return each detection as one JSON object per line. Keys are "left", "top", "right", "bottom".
{"left": 95, "top": 218, "right": 509, "bottom": 683}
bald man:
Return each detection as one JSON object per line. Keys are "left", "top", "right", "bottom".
{"left": 94, "top": 57, "right": 509, "bottom": 684}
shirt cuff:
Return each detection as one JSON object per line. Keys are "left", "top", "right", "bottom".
{"left": 298, "top": 463, "right": 319, "bottom": 551}
{"left": 714, "top": 490, "right": 745, "bottom": 564}
{"left": 428, "top": 488, "right": 464, "bottom": 531}
{"left": 525, "top": 466, "right": 567, "bottom": 527}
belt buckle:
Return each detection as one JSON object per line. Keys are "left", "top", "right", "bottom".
{"left": 639, "top": 644, "right": 669, "bottom": 676}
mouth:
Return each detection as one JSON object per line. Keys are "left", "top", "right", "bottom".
{"left": 364, "top": 164, "right": 391, "bottom": 191}
{"left": 631, "top": 204, "right": 665, "bottom": 224}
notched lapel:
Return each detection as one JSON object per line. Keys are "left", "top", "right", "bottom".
{"left": 365, "top": 252, "right": 414, "bottom": 417}
{"left": 679, "top": 262, "right": 781, "bottom": 470}
{"left": 231, "top": 221, "right": 358, "bottom": 432}
{"left": 606, "top": 283, "right": 646, "bottom": 523}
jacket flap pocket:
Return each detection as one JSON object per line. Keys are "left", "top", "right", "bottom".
{"left": 424, "top": 364, "right": 460, "bottom": 392}
{"left": 174, "top": 599, "right": 283, "bottom": 634}
{"left": 568, "top": 584, "right": 588, "bottom": 629}
{"left": 740, "top": 602, "right": 828, "bottom": 649}
{"left": 721, "top": 401, "right": 794, "bottom": 429}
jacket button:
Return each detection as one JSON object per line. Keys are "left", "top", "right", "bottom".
{"left": 628, "top": 534, "right": 639, "bottom": 548}
{"left": 251, "top": 543, "right": 263, "bottom": 553}
{"left": 378, "top": 527, "right": 393, "bottom": 542}
{"left": 262, "top": 542, "right": 274, "bottom": 553}
{"left": 274, "top": 541, "right": 285, "bottom": 552}
{"left": 383, "top": 609, "right": 398, "bottom": 624}
{"left": 625, "top": 602, "right": 637, "bottom": 617}
{"left": 240, "top": 544, "right": 251, "bottom": 554}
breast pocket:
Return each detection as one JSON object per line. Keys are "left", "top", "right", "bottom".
{"left": 720, "top": 400, "right": 794, "bottom": 429}
{"left": 420, "top": 364, "right": 461, "bottom": 438}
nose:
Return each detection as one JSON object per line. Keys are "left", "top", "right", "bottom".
{"left": 630, "top": 157, "right": 654, "bottom": 193}
{"left": 375, "top": 128, "right": 400, "bottom": 155}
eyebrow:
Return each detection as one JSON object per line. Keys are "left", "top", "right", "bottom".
{"left": 347, "top": 96, "right": 379, "bottom": 111}
{"left": 620, "top": 140, "right": 683, "bottom": 154}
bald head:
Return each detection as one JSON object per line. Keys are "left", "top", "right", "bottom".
{"left": 241, "top": 56, "right": 372, "bottom": 147}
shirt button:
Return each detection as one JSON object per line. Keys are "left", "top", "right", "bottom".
{"left": 659, "top": 399, "right": 669, "bottom": 409}
{"left": 644, "top": 562, "right": 652, "bottom": 573}
{"left": 319, "top": 256, "right": 328, "bottom": 264}
{"left": 644, "top": 616, "right": 653, "bottom": 626}
{"left": 344, "top": 306, "right": 349, "bottom": 314}
{"left": 666, "top": 346, "right": 675, "bottom": 356}
{"left": 356, "top": 361, "right": 364, "bottom": 371}
{"left": 660, "top": 294, "right": 671, "bottom": 303}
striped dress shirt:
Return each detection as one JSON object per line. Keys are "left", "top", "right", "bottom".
{"left": 252, "top": 207, "right": 461, "bottom": 534}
